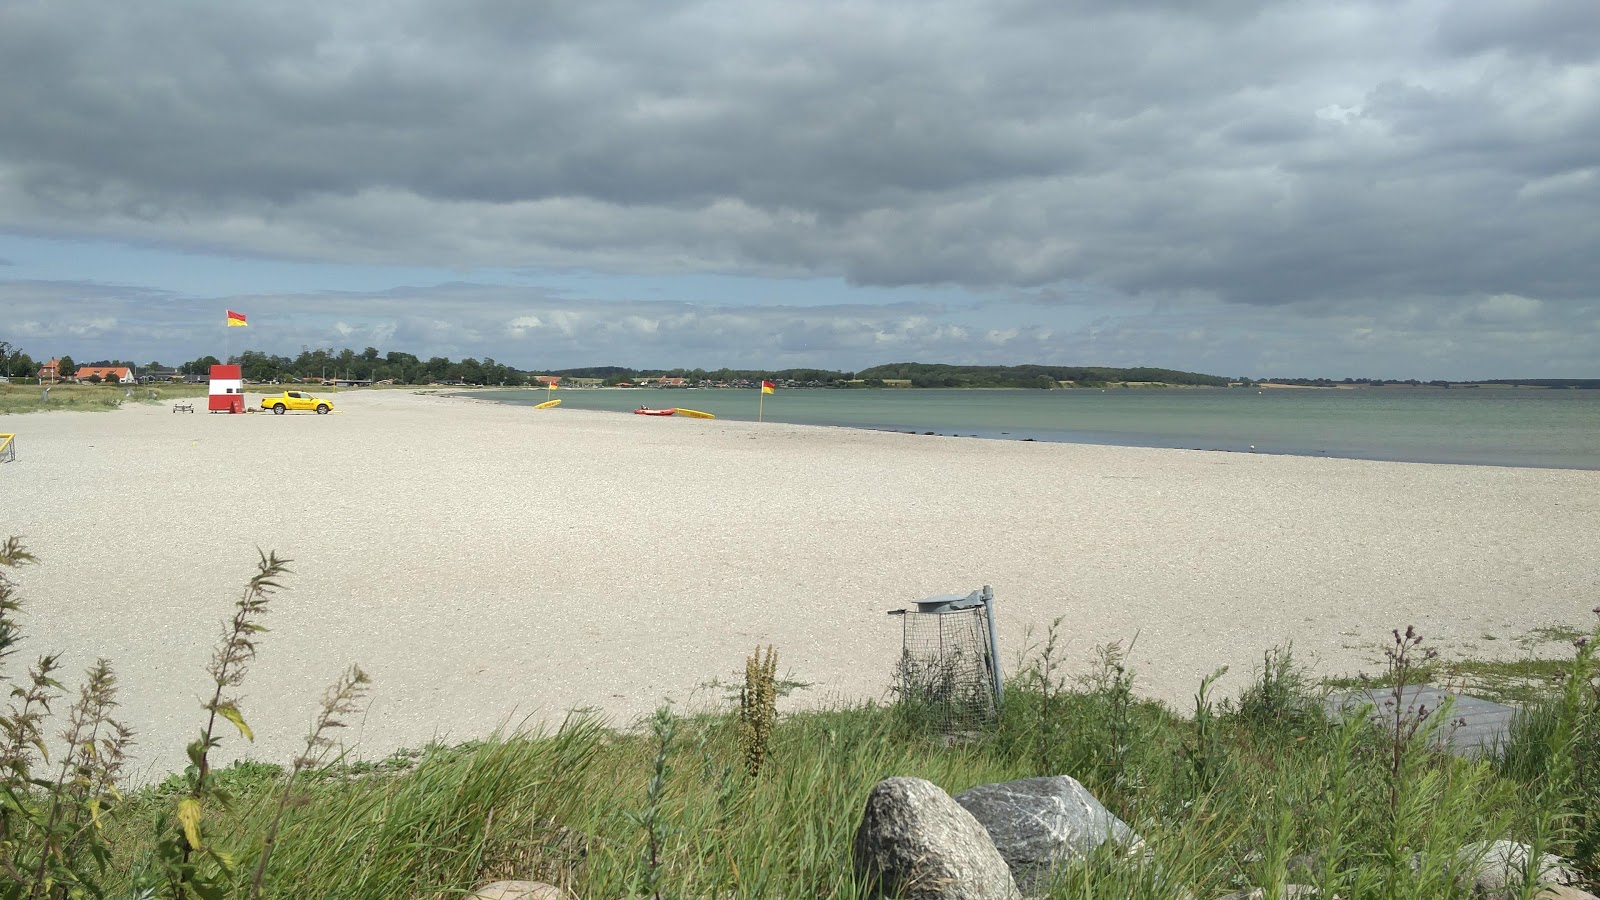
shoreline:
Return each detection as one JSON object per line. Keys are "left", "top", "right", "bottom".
{"left": 456, "top": 388, "right": 1600, "bottom": 472}
{"left": 5, "top": 388, "right": 1598, "bottom": 778}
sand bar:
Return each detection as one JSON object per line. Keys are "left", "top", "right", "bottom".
{"left": 3, "top": 389, "right": 1598, "bottom": 779}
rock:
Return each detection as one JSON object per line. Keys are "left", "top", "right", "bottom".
{"left": 1457, "top": 840, "right": 1579, "bottom": 899}
{"left": 1218, "top": 887, "right": 1318, "bottom": 900}
{"left": 854, "top": 776, "right": 1020, "bottom": 899}
{"left": 1285, "top": 853, "right": 1317, "bottom": 878}
{"left": 1538, "top": 887, "right": 1600, "bottom": 900}
{"left": 953, "top": 775, "right": 1142, "bottom": 890}
{"left": 467, "top": 881, "right": 571, "bottom": 900}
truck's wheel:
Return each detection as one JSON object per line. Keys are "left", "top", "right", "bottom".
{"left": 273, "top": 404, "right": 286, "bottom": 414}
{"left": 316, "top": 405, "right": 329, "bottom": 414}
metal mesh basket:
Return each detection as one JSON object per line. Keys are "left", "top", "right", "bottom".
{"left": 890, "top": 586, "right": 1002, "bottom": 733}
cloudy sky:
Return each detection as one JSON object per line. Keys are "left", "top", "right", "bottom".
{"left": 1, "top": 0, "right": 1596, "bottom": 378}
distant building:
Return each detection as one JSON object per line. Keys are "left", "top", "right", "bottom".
{"left": 38, "top": 359, "right": 60, "bottom": 384}
{"left": 881, "top": 379, "right": 912, "bottom": 388}
{"left": 75, "top": 366, "right": 135, "bottom": 384}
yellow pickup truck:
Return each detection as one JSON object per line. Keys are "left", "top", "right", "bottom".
{"left": 260, "top": 391, "right": 335, "bottom": 415}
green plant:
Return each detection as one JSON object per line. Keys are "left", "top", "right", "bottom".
{"left": 148, "top": 550, "right": 290, "bottom": 900}
{"left": 1508, "top": 610, "right": 1599, "bottom": 898}
{"left": 1183, "top": 666, "right": 1229, "bottom": 795}
{"left": 0, "top": 538, "right": 134, "bottom": 900}
{"left": 736, "top": 646, "right": 777, "bottom": 779}
{"left": 246, "top": 664, "right": 369, "bottom": 900}
{"left": 1078, "top": 638, "right": 1138, "bottom": 794}
{"left": 1231, "top": 645, "right": 1323, "bottom": 735}
{"left": 1381, "top": 626, "right": 1440, "bottom": 816}
{"left": 1025, "top": 617, "right": 1067, "bottom": 775}
{"left": 627, "top": 705, "right": 678, "bottom": 900}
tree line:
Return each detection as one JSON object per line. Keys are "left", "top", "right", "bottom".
{"left": 3, "top": 340, "right": 1242, "bottom": 388}
{"left": 850, "top": 363, "right": 1232, "bottom": 388}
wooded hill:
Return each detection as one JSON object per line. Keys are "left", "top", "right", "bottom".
{"left": 853, "top": 363, "right": 1231, "bottom": 388}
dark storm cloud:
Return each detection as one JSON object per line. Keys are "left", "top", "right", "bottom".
{"left": 0, "top": 0, "right": 1596, "bottom": 312}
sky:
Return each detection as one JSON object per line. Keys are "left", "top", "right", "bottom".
{"left": 1, "top": 0, "right": 1597, "bottom": 379}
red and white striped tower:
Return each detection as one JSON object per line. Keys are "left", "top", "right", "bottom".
{"left": 208, "top": 364, "right": 244, "bottom": 413}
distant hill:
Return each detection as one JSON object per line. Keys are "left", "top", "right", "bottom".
{"left": 853, "top": 363, "right": 1230, "bottom": 388}
{"left": 1473, "top": 379, "right": 1600, "bottom": 389}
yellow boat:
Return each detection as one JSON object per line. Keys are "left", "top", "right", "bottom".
{"left": 534, "top": 399, "right": 562, "bottom": 409}
{"left": 674, "top": 407, "right": 715, "bottom": 419}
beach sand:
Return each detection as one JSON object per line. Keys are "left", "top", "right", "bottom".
{"left": 4, "top": 389, "right": 1597, "bottom": 779}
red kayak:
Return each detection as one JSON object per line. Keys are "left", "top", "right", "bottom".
{"left": 633, "top": 407, "right": 676, "bottom": 416}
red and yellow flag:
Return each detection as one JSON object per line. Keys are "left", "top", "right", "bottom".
{"left": 760, "top": 380, "right": 775, "bottom": 394}
{"left": 226, "top": 310, "right": 248, "bottom": 327}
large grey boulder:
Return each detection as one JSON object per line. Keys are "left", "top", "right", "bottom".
{"left": 1456, "top": 840, "right": 1579, "bottom": 899}
{"left": 954, "top": 775, "right": 1143, "bottom": 890}
{"left": 854, "top": 776, "right": 1021, "bottom": 899}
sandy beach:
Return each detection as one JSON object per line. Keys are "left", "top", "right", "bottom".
{"left": 3, "top": 389, "right": 1598, "bottom": 779}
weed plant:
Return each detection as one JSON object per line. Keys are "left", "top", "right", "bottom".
{"left": 4, "top": 534, "right": 1599, "bottom": 898}
{"left": 736, "top": 646, "right": 778, "bottom": 779}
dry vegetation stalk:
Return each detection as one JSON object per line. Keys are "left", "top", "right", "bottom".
{"left": 737, "top": 646, "right": 777, "bottom": 779}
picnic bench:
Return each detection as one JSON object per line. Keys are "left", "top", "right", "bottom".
{"left": 173, "top": 402, "right": 194, "bottom": 413}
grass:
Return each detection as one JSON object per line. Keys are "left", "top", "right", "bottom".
{"left": 0, "top": 381, "right": 208, "bottom": 415}
{"left": 4, "top": 539, "right": 1598, "bottom": 898}
{"left": 1323, "top": 653, "right": 1580, "bottom": 705}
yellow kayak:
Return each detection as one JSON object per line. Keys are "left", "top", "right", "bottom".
{"left": 534, "top": 399, "right": 562, "bottom": 409}
{"left": 674, "top": 407, "right": 715, "bottom": 419}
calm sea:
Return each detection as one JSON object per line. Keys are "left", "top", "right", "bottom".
{"left": 465, "top": 387, "right": 1600, "bottom": 470}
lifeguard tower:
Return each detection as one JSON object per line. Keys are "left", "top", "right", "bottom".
{"left": 208, "top": 364, "right": 245, "bottom": 413}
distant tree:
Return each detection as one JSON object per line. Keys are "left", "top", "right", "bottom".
{"left": 85, "top": 373, "right": 102, "bottom": 384}
{"left": 1, "top": 344, "right": 27, "bottom": 378}
{"left": 180, "top": 355, "right": 222, "bottom": 376}
{"left": 57, "top": 355, "right": 76, "bottom": 378}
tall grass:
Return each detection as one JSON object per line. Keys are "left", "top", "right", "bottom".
{"left": 3, "top": 536, "right": 1598, "bottom": 898}
{"left": 1, "top": 382, "right": 211, "bottom": 415}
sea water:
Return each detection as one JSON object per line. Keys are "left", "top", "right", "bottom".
{"left": 469, "top": 387, "right": 1600, "bottom": 470}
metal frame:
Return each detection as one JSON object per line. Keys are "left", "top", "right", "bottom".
{"left": 890, "top": 584, "right": 1004, "bottom": 709}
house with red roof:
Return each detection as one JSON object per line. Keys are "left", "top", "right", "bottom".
{"left": 75, "top": 366, "right": 135, "bottom": 384}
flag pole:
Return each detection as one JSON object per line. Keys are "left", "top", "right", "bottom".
{"left": 758, "top": 384, "right": 764, "bottom": 422}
